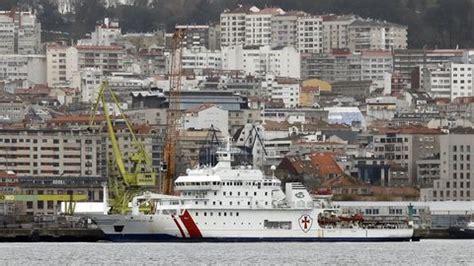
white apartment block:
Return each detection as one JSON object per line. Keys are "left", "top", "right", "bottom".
{"left": 262, "top": 75, "right": 300, "bottom": 108}
{"left": 360, "top": 50, "right": 393, "bottom": 89}
{"left": 421, "top": 129, "right": 473, "bottom": 201}
{"left": 0, "top": 54, "right": 46, "bottom": 85}
{"left": 222, "top": 45, "right": 300, "bottom": 79}
{"left": 348, "top": 20, "right": 407, "bottom": 52}
{"left": 451, "top": 63, "right": 474, "bottom": 99}
{"left": 71, "top": 68, "right": 103, "bottom": 103}
{"left": 296, "top": 15, "right": 323, "bottom": 54}
{"left": 322, "top": 15, "right": 357, "bottom": 53}
{"left": 220, "top": 6, "right": 259, "bottom": 47}
{"left": 46, "top": 44, "right": 78, "bottom": 87}
{"left": 79, "top": 18, "right": 122, "bottom": 46}
{"left": 0, "top": 11, "right": 41, "bottom": 54}
{"left": 244, "top": 8, "right": 284, "bottom": 46}
{"left": 180, "top": 48, "right": 222, "bottom": 71}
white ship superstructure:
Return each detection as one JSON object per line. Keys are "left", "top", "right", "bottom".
{"left": 91, "top": 145, "right": 414, "bottom": 242}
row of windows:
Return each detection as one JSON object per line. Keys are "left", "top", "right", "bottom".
{"left": 196, "top": 211, "right": 239, "bottom": 217}
{"left": 432, "top": 190, "right": 471, "bottom": 198}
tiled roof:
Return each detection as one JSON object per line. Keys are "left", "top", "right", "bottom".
{"left": 361, "top": 50, "right": 393, "bottom": 57}
{"left": 309, "top": 152, "right": 344, "bottom": 176}
{"left": 48, "top": 115, "right": 105, "bottom": 124}
{"left": 322, "top": 175, "right": 365, "bottom": 187}
{"left": 371, "top": 126, "right": 441, "bottom": 135}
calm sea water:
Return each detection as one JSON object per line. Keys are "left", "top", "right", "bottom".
{"left": 0, "top": 240, "right": 472, "bottom": 265}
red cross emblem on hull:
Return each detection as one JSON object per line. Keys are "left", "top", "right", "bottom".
{"left": 299, "top": 214, "right": 313, "bottom": 233}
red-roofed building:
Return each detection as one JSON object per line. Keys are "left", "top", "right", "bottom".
{"left": 277, "top": 152, "right": 345, "bottom": 188}
{"left": 309, "top": 152, "right": 344, "bottom": 178}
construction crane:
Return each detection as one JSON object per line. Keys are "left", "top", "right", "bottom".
{"left": 89, "top": 81, "right": 156, "bottom": 214}
{"left": 162, "top": 28, "right": 185, "bottom": 195}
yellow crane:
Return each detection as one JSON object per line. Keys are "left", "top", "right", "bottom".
{"left": 89, "top": 81, "right": 156, "bottom": 214}
{"left": 162, "top": 28, "right": 185, "bottom": 195}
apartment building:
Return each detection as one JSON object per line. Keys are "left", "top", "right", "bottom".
{"left": 301, "top": 49, "right": 361, "bottom": 81}
{"left": 451, "top": 63, "right": 474, "bottom": 99}
{"left": 372, "top": 127, "right": 441, "bottom": 186}
{"left": 46, "top": 44, "right": 78, "bottom": 87}
{"left": 0, "top": 91, "right": 27, "bottom": 122}
{"left": 90, "top": 18, "right": 121, "bottom": 46}
{"left": 176, "top": 25, "right": 211, "bottom": 50}
{"left": 0, "top": 128, "right": 102, "bottom": 177}
{"left": 360, "top": 50, "right": 393, "bottom": 88}
{"left": 245, "top": 8, "right": 285, "bottom": 46}
{"left": 421, "top": 64, "right": 452, "bottom": 99}
{"left": 0, "top": 54, "right": 46, "bottom": 85}
{"left": 76, "top": 45, "right": 125, "bottom": 73}
{"left": 271, "top": 11, "right": 303, "bottom": 48}
{"left": 221, "top": 45, "right": 300, "bottom": 79}
{"left": 0, "top": 11, "right": 41, "bottom": 54}
{"left": 262, "top": 75, "right": 300, "bottom": 108}
{"left": 220, "top": 5, "right": 259, "bottom": 47}
{"left": 71, "top": 67, "right": 103, "bottom": 103}
{"left": 134, "top": 47, "right": 167, "bottom": 76}
{"left": 0, "top": 12, "right": 15, "bottom": 54}
{"left": 420, "top": 128, "right": 474, "bottom": 201}
{"left": 393, "top": 49, "right": 464, "bottom": 90}
{"left": 322, "top": 15, "right": 357, "bottom": 53}
{"left": 180, "top": 48, "right": 222, "bottom": 72}
{"left": 296, "top": 15, "right": 323, "bottom": 54}
{"left": 347, "top": 20, "right": 407, "bottom": 52}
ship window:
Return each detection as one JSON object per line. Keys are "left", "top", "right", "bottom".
{"left": 236, "top": 212, "right": 239, "bottom": 216}
{"left": 195, "top": 201, "right": 198, "bottom": 205}
{"left": 195, "top": 212, "right": 198, "bottom": 216}
{"left": 230, "top": 212, "right": 233, "bottom": 216}
{"left": 248, "top": 202, "right": 250, "bottom": 205}
{"left": 220, "top": 201, "right": 222, "bottom": 205}
{"left": 265, "top": 192, "right": 268, "bottom": 196}
{"left": 214, "top": 192, "right": 217, "bottom": 196}
{"left": 229, "top": 192, "right": 232, "bottom": 196}
{"left": 210, "top": 212, "right": 213, "bottom": 216}
{"left": 254, "top": 192, "right": 257, "bottom": 196}
{"left": 237, "top": 202, "right": 240, "bottom": 205}
{"left": 224, "top": 212, "right": 227, "bottom": 216}
{"left": 230, "top": 202, "right": 233, "bottom": 205}
{"left": 218, "top": 212, "right": 221, "bottom": 216}
{"left": 204, "top": 212, "right": 207, "bottom": 216}
{"left": 265, "top": 202, "right": 268, "bottom": 205}
{"left": 238, "top": 192, "right": 241, "bottom": 196}
{"left": 213, "top": 201, "right": 216, "bottom": 205}
{"left": 245, "top": 192, "right": 248, "bottom": 196}
{"left": 223, "top": 191, "right": 226, "bottom": 196}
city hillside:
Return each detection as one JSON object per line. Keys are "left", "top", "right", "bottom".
{"left": 0, "top": 0, "right": 473, "bottom": 49}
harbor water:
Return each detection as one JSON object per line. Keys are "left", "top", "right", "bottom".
{"left": 0, "top": 240, "right": 472, "bottom": 265}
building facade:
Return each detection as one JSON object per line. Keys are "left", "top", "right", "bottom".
{"left": 222, "top": 45, "right": 300, "bottom": 78}
{"left": 420, "top": 128, "right": 474, "bottom": 201}
{"left": 0, "top": 128, "right": 102, "bottom": 177}
{"left": 0, "top": 11, "right": 41, "bottom": 54}
{"left": 347, "top": 20, "right": 407, "bottom": 52}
